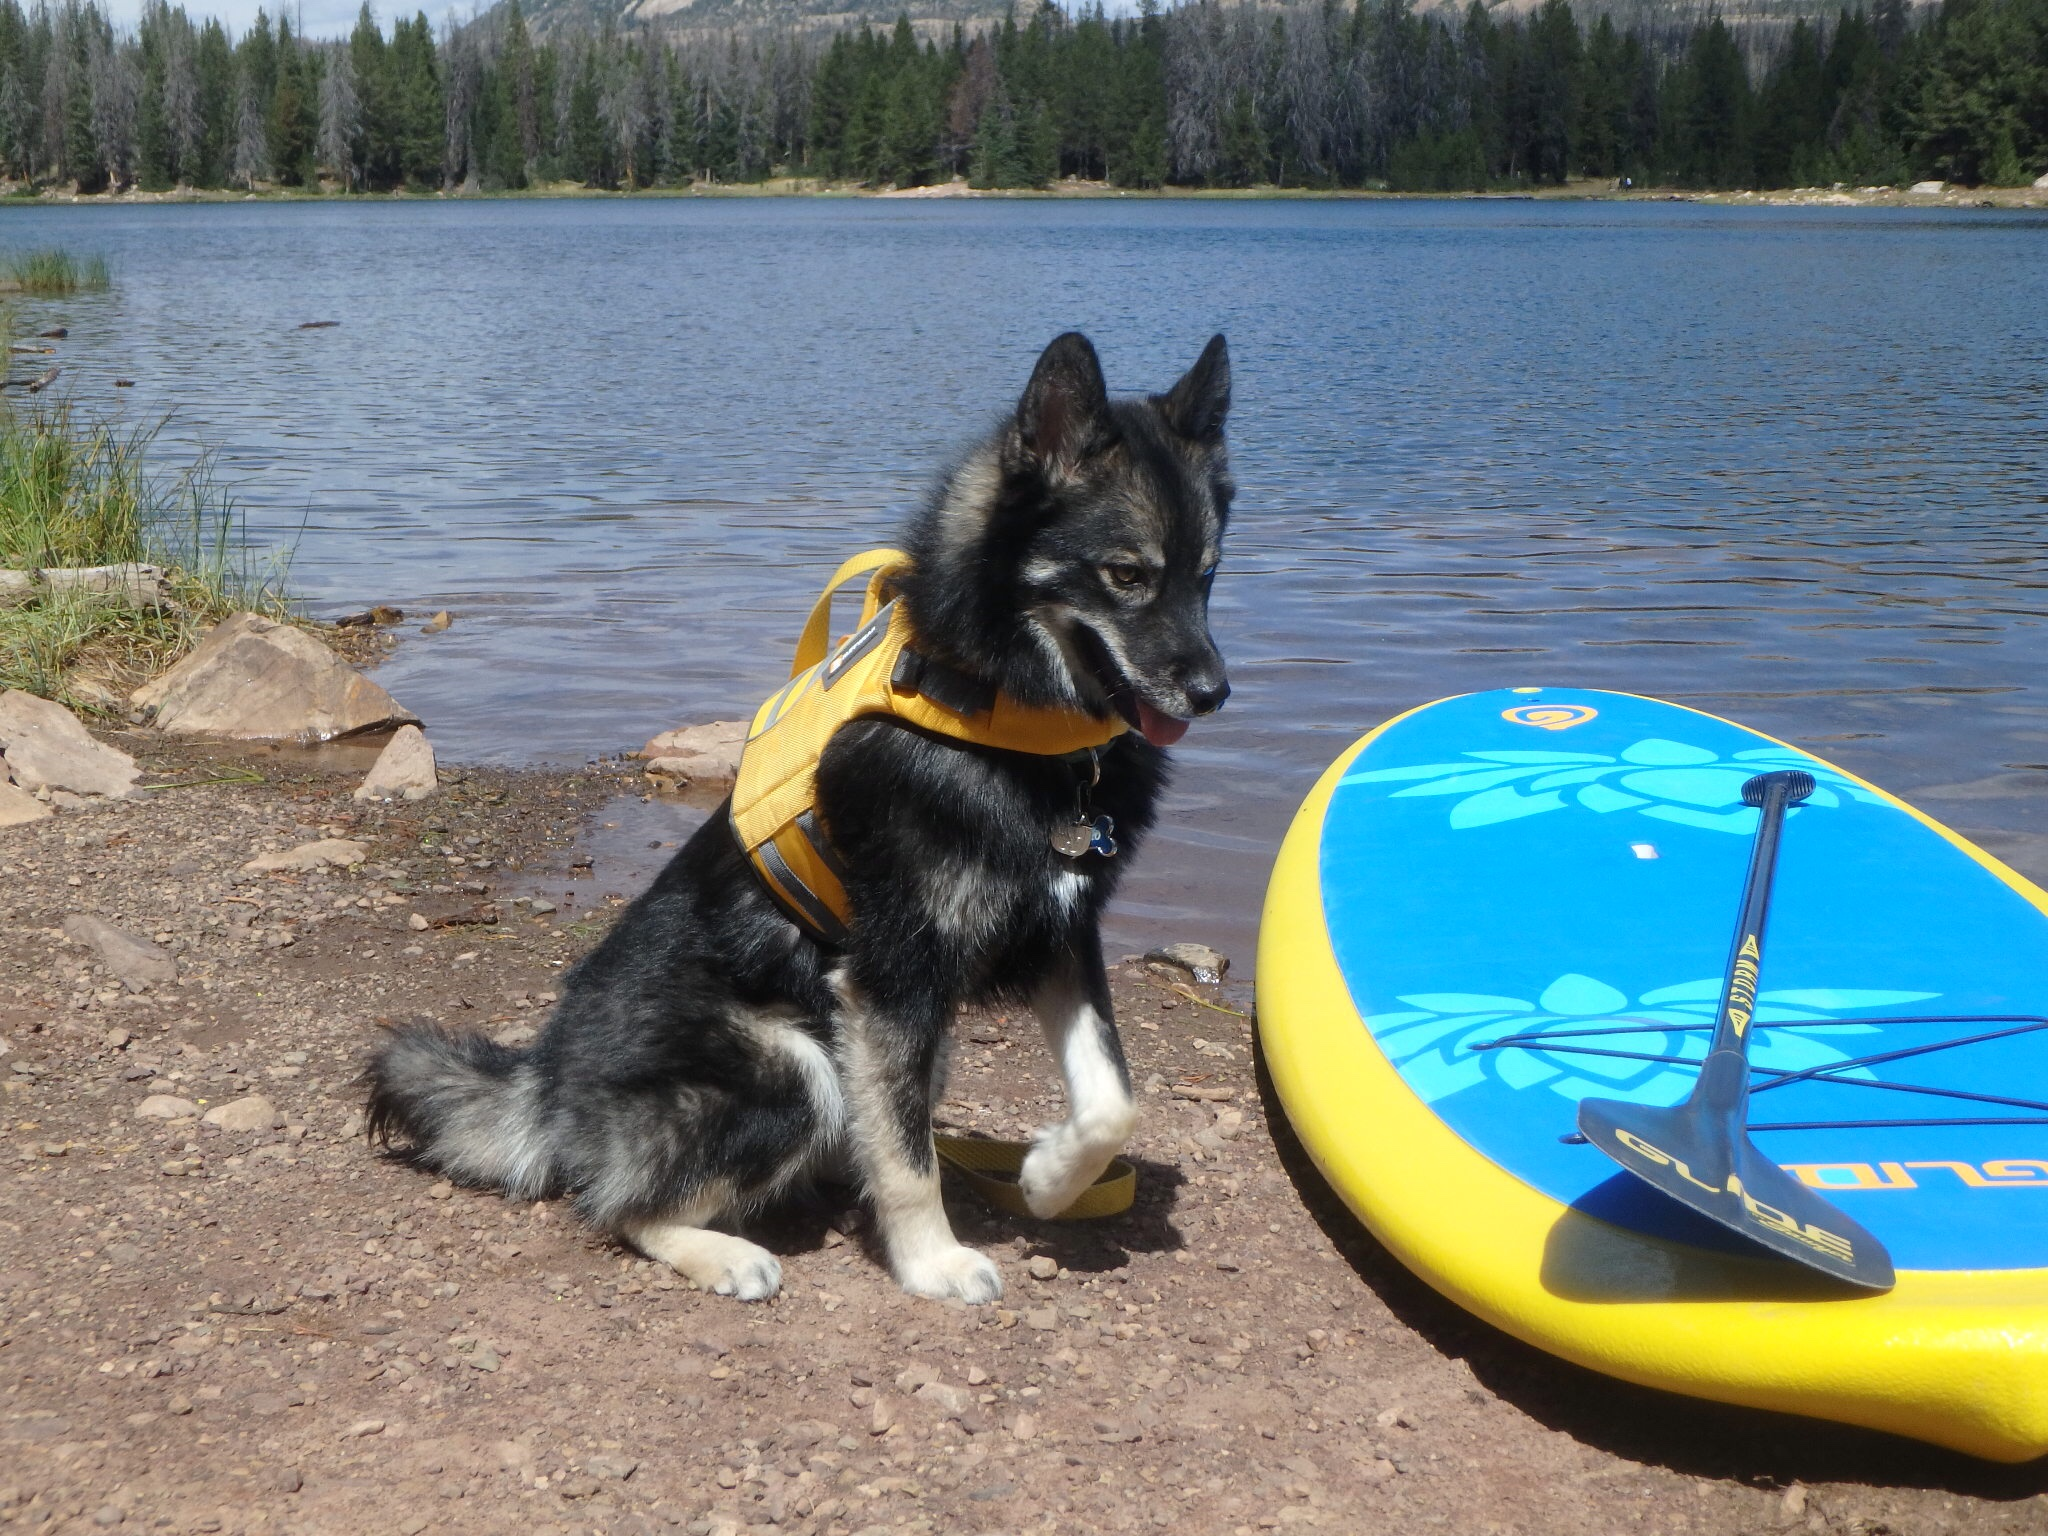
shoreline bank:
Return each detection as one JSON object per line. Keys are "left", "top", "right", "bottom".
{"left": 7, "top": 176, "right": 2047, "bottom": 211}
{"left": 2, "top": 729, "right": 2041, "bottom": 1532}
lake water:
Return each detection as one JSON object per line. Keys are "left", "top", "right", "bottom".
{"left": 6, "top": 197, "right": 2048, "bottom": 970}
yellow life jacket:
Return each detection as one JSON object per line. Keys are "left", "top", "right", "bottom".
{"left": 731, "top": 548, "right": 1126, "bottom": 944}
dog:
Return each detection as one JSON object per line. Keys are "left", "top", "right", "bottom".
{"left": 364, "top": 331, "right": 1234, "bottom": 1304}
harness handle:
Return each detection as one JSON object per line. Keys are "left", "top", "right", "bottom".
{"left": 792, "top": 547, "right": 910, "bottom": 677}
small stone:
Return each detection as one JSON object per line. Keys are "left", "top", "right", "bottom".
{"left": 1783, "top": 1486, "right": 1808, "bottom": 1517}
{"left": 353, "top": 724, "right": 437, "bottom": 803}
{"left": 1026, "top": 1256, "right": 1058, "bottom": 1281}
{"left": 421, "top": 611, "right": 452, "bottom": 634}
{"left": 0, "top": 778, "right": 52, "bottom": 826}
{"left": 135, "top": 1094, "right": 199, "bottom": 1120}
{"left": 915, "top": 1381, "right": 971, "bottom": 1418}
{"left": 62, "top": 915, "right": 176, "bottom": 992}
{"left": 90, "top": 1505, "right": 124, "bottom": 1527}
{"left": 427, "top": 1180, "right": 453, "bottom": 1199}
{"left": 1144, "top": 942, "right": 1228, "bottom": 985}
{"left": 586, "top": 1455, "right": 638, "bottom": 1481}
{"left": 468, "top": 1347, "right": 501, "bottom": 1372}
{"left": 407, "top": 912, "right": 429, "bottom": 930}
{"left": 105, "top": 1027, "right": 132, "bottom": 1049}
{"left": 242, "top": 838, "right": 368, "bottom": 873}
{"left": 1011, "top": 1411, "right": 1038, "bottom": 1441}
{"left": 528, "top": 899, "right": 556, "bottom": 915}
{"left": 399, "top": 1518, "right": 430, "bottom": 1535}
{"left": 1024, "top": 1308, "right": 1057, "bottom": 1331}
{"left": 259, "top": 1467, "right": 303, "bottom": 1493}
{"left": 868, "top": 1397, "right": 899, "bottom": 1435}
{"left": 344, "top": 1418, "right": 386, "bottom": 1438}
{"left": 202, "top": 1094, "right": 280, "bottom": 1132}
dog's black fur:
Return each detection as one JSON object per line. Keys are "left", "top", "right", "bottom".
{"left": 365, "top": 332, "right": 1233, "bottom": 1303}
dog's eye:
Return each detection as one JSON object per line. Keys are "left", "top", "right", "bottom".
{"left": 1101, "top": 563, "right": 1148, "bottom": 592}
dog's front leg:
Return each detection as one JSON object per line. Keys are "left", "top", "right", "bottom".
{"left": 1019, "top": 931, "right": 1138, "bottom": 1219}
{"left": 836, "top": 970, "right": 1003, "bottom": 1304}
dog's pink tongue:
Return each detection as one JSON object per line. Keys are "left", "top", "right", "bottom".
{"left": 1136, "top": 700, "right": 1190, "bottom": 748}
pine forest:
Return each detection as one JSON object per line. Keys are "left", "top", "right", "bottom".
{"left": 0, "top": 0, "right": 2041, "bottom": 199}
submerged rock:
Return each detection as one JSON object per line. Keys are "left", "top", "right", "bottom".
{"left": 133, "top": 612, "right": 418, "bottom": 742}
{"left": 353, "top": 724, "right": 437, "bottom": 803}
{"left": 0, "top": 689, "right": 142, "bottom": 799}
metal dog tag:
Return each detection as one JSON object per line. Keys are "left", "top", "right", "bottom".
{"left": 1050, "top": 819, "right": 1095, "bottom": 858}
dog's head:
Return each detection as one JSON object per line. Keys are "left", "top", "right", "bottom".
{"left": 903, "top": 332, "right": 1234, "bottom": 746}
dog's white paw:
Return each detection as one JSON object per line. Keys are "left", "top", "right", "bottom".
{"left": 896, "top": 1242, "right": 1004, "bottom": 1305}
{"left": 1019, "top": 1127, "right": 1113, "bottom": 1220}
{"left": 641, "top": 1228, "right": 782, "bottom": 1302}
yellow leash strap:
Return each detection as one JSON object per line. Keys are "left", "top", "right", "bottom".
{"left": 791, "top": 547, "right": 909, "bottom": 676}
{"left": 933, "top": 1135, "right": 1137, "bottom": 1220}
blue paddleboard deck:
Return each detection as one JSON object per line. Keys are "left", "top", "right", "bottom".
{"left": 1319, "top": 688, "right": 2048, "bottom": 1274}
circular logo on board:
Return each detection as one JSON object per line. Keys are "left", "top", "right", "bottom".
{"left": 1501, "top": 703, "right": 1599, "bottom": 732}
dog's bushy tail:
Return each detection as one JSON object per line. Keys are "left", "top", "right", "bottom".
{"left": 363, "top": 1025, "right": 554, "bottom": 1198}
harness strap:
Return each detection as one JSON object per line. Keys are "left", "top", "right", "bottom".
{"left": 891, "top": 647, "right": 996, "bottom": 718}
{"left": 792, "top": 548, "right": 907, "bottom": 678}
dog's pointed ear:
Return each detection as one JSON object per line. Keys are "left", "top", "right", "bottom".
{"left": 1016, "top": 332, "right": 1111, "bottom": 467}
{"left": 1157, "top": 334, "right": 1231, "bottom": 443}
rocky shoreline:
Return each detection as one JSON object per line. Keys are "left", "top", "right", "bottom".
{"left": 2, "top": 703, "right": 2045, "bottom": 1531}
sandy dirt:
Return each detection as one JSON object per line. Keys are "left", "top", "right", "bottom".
{"left": 3, "top": 735, "right": 2046, "bottom": 1536}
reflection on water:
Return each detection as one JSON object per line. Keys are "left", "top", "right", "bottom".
{"left": 8, "top": 199, "right": 2048, "bottom": 968}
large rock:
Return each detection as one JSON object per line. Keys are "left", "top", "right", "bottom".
{"left": 1908, "top": 180, "right": 1946, "bottom": 195}
{"left": 0, "top": 571, "right": 32, "bottom": 610}
{"left": 636, "top": 720, "right": 747, "bottom": 784}
{"left": 353, "top": 724, "right": 437, "bottom": 802}
{"left": 2035, "top": 172, "right": 2048, "bottom": 191}
{"left": 0, "top": 690, "right": 141, "bottom": 799}
{"left": 0, "top": 776, "right": 52, "bottom": 826}
{"left": 63, "top": 914, "right": 178, "bottom": 991}
{"left": 132, "top": 612, "right": 418, "bottom": 743}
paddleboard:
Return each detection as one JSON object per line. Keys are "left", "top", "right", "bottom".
{"left": 1258, "top": 687, "right": 2048, "bottom": 1461}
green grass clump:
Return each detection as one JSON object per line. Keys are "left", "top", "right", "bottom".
{"left": 0, "top": 387, "right": 292, "bottom": 710}
{"left": 2, "top": 248, "right": 111, "bottom": 295}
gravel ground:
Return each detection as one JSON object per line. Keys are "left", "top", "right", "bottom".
{"left": 2, "top": 734, "right": 2045, "bottom": 1536}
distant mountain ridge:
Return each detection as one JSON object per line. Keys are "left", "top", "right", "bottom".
{"left": 505, "top": 0, "right": 1928, "bottom": 40}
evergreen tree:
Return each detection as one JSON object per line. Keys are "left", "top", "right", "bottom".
{"left": 317, "top": 41, "right": 359, "bottom": 187}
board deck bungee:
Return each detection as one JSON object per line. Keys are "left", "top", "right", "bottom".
{"left": 1257, "top": 687, "right": 2048, "bottom": 1461}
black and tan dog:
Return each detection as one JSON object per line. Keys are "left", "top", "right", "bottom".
{"left": 365, "top": 331, "right": 1233, "bottom": 1304}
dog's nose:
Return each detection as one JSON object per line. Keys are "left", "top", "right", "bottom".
{"left": 1186, "top": 677, "right": 1230, "bottom": 716}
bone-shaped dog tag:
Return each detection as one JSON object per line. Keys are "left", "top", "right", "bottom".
{"left": 1050, "top": 819, "right": 1095, "bottom": 858}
